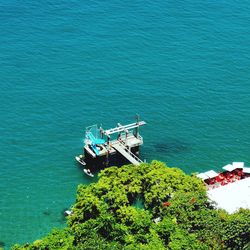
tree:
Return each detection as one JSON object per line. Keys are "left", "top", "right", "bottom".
{"left": 221, "top": 209, "right": 250, "bottom": 249}
{"left": 12, "top": 161, "right": 250, "bottom": 250}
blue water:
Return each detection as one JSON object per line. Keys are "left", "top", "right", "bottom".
{"left": 1, "top": 0, "right": 250, "bottom": 248}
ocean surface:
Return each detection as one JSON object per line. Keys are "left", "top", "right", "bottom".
{"left": 1, "top": 0, "right": 250, "bottom": 248}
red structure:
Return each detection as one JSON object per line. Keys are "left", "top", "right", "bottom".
{"left": 163, "top": 202, "right": 171, "bottom": 207}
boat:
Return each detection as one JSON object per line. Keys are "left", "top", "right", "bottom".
{"left": 83, "top": 168, "right": 94, "bottom": 177}
{"left": 64, "top": 210, "right": 73, "bottom": 216}
{"left": 75, "top": 155, "right": 86, "bottom": 166}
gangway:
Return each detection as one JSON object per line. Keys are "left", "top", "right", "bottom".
{"left": 112, "top": 142, "right": 143, "bottom": 166}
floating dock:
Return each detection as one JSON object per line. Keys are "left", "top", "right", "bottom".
{"left": 76, "top": 117, "right": 146, "bottom": 170}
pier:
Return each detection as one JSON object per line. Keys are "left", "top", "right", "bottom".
{"left": 76, "top": 117, "right": 146, "bottom": 169}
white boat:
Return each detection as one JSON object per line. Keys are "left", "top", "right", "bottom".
{"left": 75, "top": 155, "right": 86, "bottom": 166}
{"left": 64, "top": 210, "right": 73, "bottom": 216}
{"left": 83, "top": 169, "right": 94, "bottom": 177}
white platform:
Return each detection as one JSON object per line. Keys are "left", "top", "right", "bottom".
{"left": 207, "top": 177, "right": 250, "bottom": 213}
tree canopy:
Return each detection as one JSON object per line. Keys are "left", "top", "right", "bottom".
{"left": 12, "top": 161, "right": 250, "bottom": 250}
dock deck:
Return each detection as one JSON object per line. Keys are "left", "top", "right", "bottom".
{"left": 81, "top": 118, "right": 146, "bottom": 166}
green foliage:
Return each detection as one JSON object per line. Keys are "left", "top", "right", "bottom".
{"left": 12, "top": 228, "right": 74, "bottom": 250}
{"left": 221, "top": 209, "right": 250, "bottom": 249}
{"left": 168, "top": 228, "right": 208, "bottom": 250}
{"left": 12, "top": 161, "right": 250, "bottom": 250}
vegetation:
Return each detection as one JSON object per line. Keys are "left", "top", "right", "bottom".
{"left": 12, "top": 161, "right": 250, "bottom": 249}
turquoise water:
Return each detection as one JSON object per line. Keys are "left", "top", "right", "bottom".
{"left": 1, "top": 0, "right": 250, "bottom": 248}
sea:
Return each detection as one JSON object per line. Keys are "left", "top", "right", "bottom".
{"left": 1, "top": 0, "right": 250, "bottom": 248}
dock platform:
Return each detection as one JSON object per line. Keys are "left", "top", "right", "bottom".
{"left": 76, "top": 117, "right": 146, "bottom": 169}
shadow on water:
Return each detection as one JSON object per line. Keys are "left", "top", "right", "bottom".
{"left": 43, "top": 208, "right": 67, "bottom": 224}
{"left": 43, "top": 210, "right": 51, "bottom": 216}
{"left": 154, "top": 138, "right": 191, "bottom": 155}
{"left": 0, "top": 241, "right": 5, "bottom": 248}
{"left": 56, "top": 208, "right": 69, "bottom": 224}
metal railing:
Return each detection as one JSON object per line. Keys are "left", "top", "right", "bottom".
{"left": 117, "top": 141, "right": 143, "bottom": 164}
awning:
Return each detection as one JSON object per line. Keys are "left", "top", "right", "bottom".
{"left": 197, "top": 173, "right": 209, "bottom": 180}
{"left": 232, "top": 162, "right": 244, "bottom": 169}
{"left": 222, "top": 164, "right": 236, "bottom": 172}
{"left": 204, "top": 170, "right": 218, "bottom": 178}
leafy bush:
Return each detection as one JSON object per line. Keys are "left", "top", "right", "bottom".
{"left": 12, "top": 161, "right": 250, "bottom": 250}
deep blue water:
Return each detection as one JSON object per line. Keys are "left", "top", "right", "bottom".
{"left": 1, "top": 0, "right": 250, "bottom": 248}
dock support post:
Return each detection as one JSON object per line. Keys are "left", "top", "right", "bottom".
{"left": 100, "top": 127, "right": 104, "bottom": 139}
{"left": 135, "top": 114, "right": 139, "bottom": 138}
